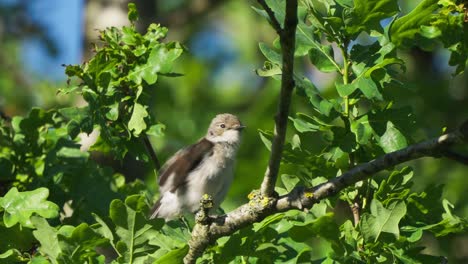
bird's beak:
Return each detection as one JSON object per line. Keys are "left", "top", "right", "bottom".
{"left": 235, "top": 125, "right": 246, "bottom": 131}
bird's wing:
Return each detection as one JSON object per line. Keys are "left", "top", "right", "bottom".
{"left": 158, "top": 138, "right": 214, "bottom": 193}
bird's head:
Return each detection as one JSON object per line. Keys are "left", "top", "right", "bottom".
{"left": 206, "top": 113, "right": 245, "bottom": 144}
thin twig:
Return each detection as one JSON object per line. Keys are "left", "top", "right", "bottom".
{"left": 142, "top": 133, "right": 161, "bottom": 171}
{"left": 260, "top": 0, "right": 298, "bottom": 197}
{"left": 257, "top": 0, "right": 283, "bottom": 34}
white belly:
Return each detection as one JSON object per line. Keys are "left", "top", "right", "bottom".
{"left": 155, "top": 142, "right": 238, "bottom": 220}
{"left": 184, "top": 155, "right": 234, "bottom": 212}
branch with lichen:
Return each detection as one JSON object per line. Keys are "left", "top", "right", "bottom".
{"left": 184, "top": 0, "right": 298, "bottom": 262}
{"left": 181, "top": 0, "right": 468, "bottom": 261}
{"left": 183, "top": 122, "right": 468, "bottom": 263}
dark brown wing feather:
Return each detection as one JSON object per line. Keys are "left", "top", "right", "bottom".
{"left": 149, "top": 138, "right": 213, "bottom": 219}
{"left": 158, "top": 138, "right": 214, "bottom": 192}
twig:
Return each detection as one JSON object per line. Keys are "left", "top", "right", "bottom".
{"left": 440, "top": 149, "right": 468, "bottom": 165}
{"left": 141, "top": 133, "right": 161, "bottom": 171}
{"left": 257, "top": 0, "right": 283, "bottom": 34}
{"left": 259, "top": 0, "right": 298, "bottom": 197}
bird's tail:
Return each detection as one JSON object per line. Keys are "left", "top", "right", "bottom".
{"left": 148, "top": 198, "right": 162, "bottom": 219}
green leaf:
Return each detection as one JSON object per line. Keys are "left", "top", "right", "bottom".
{"left": 253, "top": 0, "right": 285, "bottom": 28}
{"left": 93, "top": 213, "right": 116, "bottom": 247}
{"left": 355, "top": 76, "right": 383, "bottom": 101}
{"left": 128, "top": 44, "right": 183, "bottom": 85}
{"left": 56, "top": 223, "right": 108, "bottom": 263}
{"left": 346, "top": 0, "right": 399, "bottom": 36}
{"left": 128, "top": 103, "right": 148, "bottom": 137}
{"left": 291, "top": 134, "right": 301, "bottom": 150}
{"left": 0, "top": 188, "right": 59, "bottom": 228}
{"left": 146, "top": 123, "right": 166, "bottom": 137}
{"left": 127, "top": 3, "right": 138, "bottom": 23}
{"left": 57, "top": 147, "right": 89, "bottom": 159}
{"left": 389, "top": 0, "right": 439, "bottom": 48}
{"left": 360, "top": 200, "right": 407, "bottom": 242}
{"left": 0, "top": 249, "right": 20, "bottom": 261}
{"left": 281, "top": 174, "right": 300, "bottom": 192}
{"left": 259, "top": 130, "right": 273, "bottom": 151}
{"left": 154, "top": 245, "right": 189, "bottom": 264}
{"left": 31, "top": 216, "right": 60, "bottom": 264}
{"left": 108, "top": 195, "right": 163, "bottom": 263}
{"left": 289, "top": 213, "right": 340, "bottom": 242}
{"left": 375, "top": 167, "right": 414, "bottom": 204}
{"left": 336, "top": 82, "right": 358, "bottom": 97}
{"left": 379, "top": 121, "right": 408, "bottom": 153}
{"left": 289, "top": 116, "right": 319, "bottom": 133}
{"left": 29, "top": 256, "right": 51, "bottom": 264}
{"left": 362, "top": 57, "right": 405, "bottom": 78}
{"left": 106, "top": 102, "right": 119, "bottom": 121}
{"left": 58, "top": 106, "right": 89, "bottom": 124}
{"left": 295, "top": 77, "right": 335, "bottom": 117}
{"left": 255, "top": 61, "right": 282, "bottom": 77}
{"left": 259, "top": 42, "right": 281, "bottom": 64}
{"left": 350, "top": 115, "right": 374, "bottom": 145}
{"left": 308, "top": 45, "right": 337, "bottom": 73}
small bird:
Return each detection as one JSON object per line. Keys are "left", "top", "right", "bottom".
{"left": 149, "top": 113, "right": 245, "bottom": 220}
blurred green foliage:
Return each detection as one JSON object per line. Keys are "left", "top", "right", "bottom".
{"left": 0, "top": 0, "right": 467, "bottom": 263}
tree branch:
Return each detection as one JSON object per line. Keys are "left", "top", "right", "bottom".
{"left": 184, "top": 1, "right": 298, "bottom": 262}
{"left": 184, "top": 126, "right": 468, "bottom": 263}
{"left": 440, "top": 149, "right": 468, "bottom": 165}
{"left": 260, "top": 0, "right": 298, "bottom": 197}
{"left": 257, "top": 0, "right": 283, "bottom": 34}
{"left": 275, "top": 130, "right": 466, "bottom": 211}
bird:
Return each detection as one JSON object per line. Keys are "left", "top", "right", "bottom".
{"left": 149, "top": 113, "right": 245, "bottom": 220}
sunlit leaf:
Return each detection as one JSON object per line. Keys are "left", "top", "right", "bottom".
{"left": 389, "top": 0, "right": 438, "bottom": 47}
{"left": 379, "top": 121, "right": 408, "bottom": 153}
{"left": 127, "top": 3, "right": 138, "bottom": 23}
{"left": 0, "top": 188, "right": 59, "bottom": 228}
{"left": 128, "top": 103, "right": 148, "bottom": 137}
{"left": 361, "top": 200, "right": 407, "bottom": 242}
{"left": 346, "top": 0, "right": 399, "bottom": 36}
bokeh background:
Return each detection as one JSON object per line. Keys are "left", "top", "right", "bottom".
{"left": 0, "top": 0, "right": 467, "bottom": 260}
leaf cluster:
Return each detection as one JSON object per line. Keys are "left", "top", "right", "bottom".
{"left": 0, "top": 1, "right": 467, "bottom": 263}
{"left": 251, "top": 0, "right": 467, "bottom": 263}
{"left": 0, "top": 4, "right": 188, "bottom": 263}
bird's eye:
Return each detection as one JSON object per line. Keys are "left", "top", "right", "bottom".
{"left": 220, "top": 124, "right": 226, "bottom": 128}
